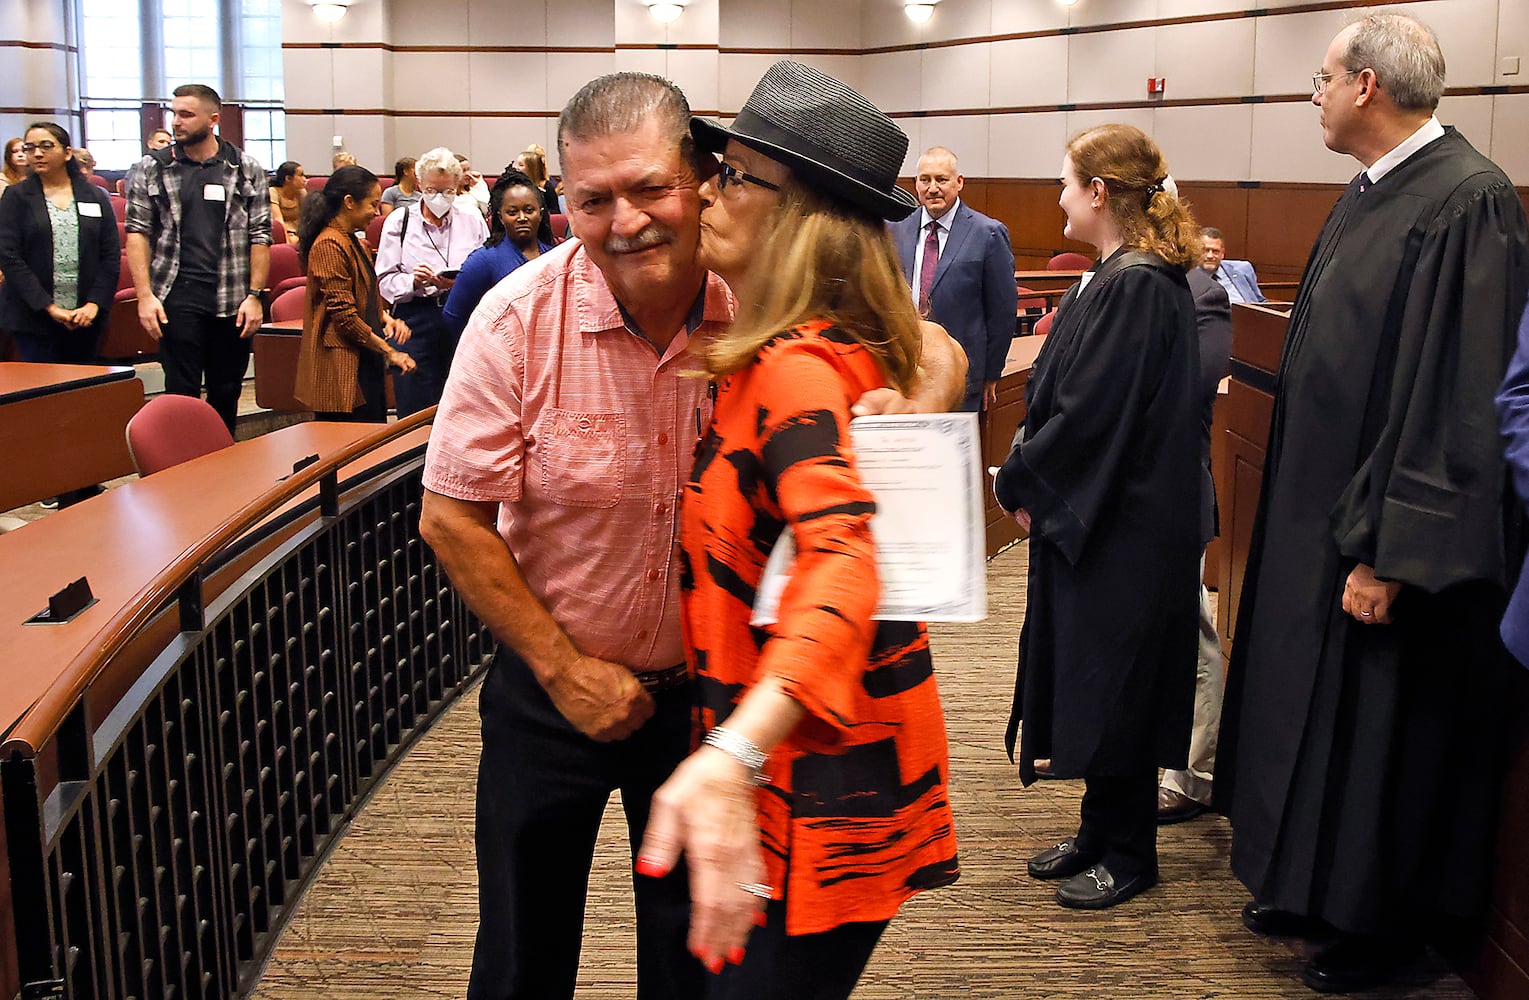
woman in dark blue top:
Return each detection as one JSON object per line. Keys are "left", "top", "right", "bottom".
{"left": 442, "top": 169, "right": 554, "bottom": 334}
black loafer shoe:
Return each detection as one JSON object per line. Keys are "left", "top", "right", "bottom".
{"left": 1241, "top": 900, "right": 1329, "bottom": 939}
{"left": 1055, "top": 862, "right": 1157, "bottom": 910}
{"left": 1301, "top": 935, "right": 1419, "bottom": 994}
{"left": 1157, "top": 787, "right": 1208, "bottom": 824}
{"left": 1027, "top": 838, "right": 1098, "bottom": 880}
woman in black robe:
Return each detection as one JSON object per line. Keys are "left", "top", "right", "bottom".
{"left": 994, "top": 124, "right": 1202, "bottom": 910}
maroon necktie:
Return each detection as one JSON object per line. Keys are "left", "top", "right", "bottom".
{"left": 917, "top": 220, "right": 940, "bottom": 311}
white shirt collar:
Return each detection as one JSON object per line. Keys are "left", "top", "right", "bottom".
{"left": 1365, "top": 116, "right": 1445, "bottom": 185}
{"left": 919, "top": 199, "right": 961, "bottom": 232}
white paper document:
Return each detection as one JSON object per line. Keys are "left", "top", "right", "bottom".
{"left": 751, "top": 412, "right": 987, "bottom": 626}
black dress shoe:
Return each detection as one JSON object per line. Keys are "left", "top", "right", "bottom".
{"left": 1302, "top": 935, "right": 1419, "bottom": 993}
{"left": 1241, "top": 900, "right": 1330, "bottom": 939}
{"left": 1157, "top": 787, "right": 1208, "bottom": 824}
{"left": 1055, "top": 862, "right": 1157, "bottom": 910}
{"left": 1027, "top": 838, "right": 1098, "bottom": 880}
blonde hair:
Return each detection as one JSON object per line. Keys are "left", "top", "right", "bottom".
{"left": 1067, "top": 124, "right": 1201, "bottom": 269}
{"left": 706, "top": 184, "right": 921, "bottom": 392}
{"left": 519, "top": 150, "right": 548, "bottom": 186}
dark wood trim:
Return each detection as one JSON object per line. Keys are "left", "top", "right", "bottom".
{"left": 0, "top": 40, "right": 74, "bottom": 53}
{"left": 613, "top": 43, "right": 717, "bottom": 51}
{"left": 0, "top": 107, "right": 76, "bottom": 118}
{"left": 284, "top": 108, "right": 725, "bottom": 118}
{"left": 281, "top": 41, "right": 615, "bottom": 53}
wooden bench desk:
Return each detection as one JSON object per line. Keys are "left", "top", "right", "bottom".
{"left": 0, "top": 363, "right": 145, "bottom": 512}
{"left": 981, "top": 335, "right": 1047, "bottom": 556}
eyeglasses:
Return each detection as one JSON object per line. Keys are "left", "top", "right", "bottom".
{"left": 21, "top": 141, "right": 60, "bottom": 153}
{"left": 715, "top": 162, "right": 780, "bottom": 195}
{"left": 1312, "top": 69, "right": 1360, "bottom": 95}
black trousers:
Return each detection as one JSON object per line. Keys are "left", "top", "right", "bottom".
{"left": 161, "top": 284, "right": 249, "bottom": 434}
{"left": 468, "top": 647, "right": 704, "bottom": 1000}
{"left": 707, "top": 899, "right": 888, "bottom": 1000}
{"left": 1075, "top": 769, "right": 1159, "bottom": 880}
{"left": 11, "top": 323, "right": 102, "bottom": 365}
{"left": 315, "top": 349, "right": 386, "bottom": 423}
{"left": 390, "top": 299, "right": 455, "bottom": 418}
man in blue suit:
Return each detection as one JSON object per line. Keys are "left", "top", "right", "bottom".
{"left": 1200, "top": 227, "right": 1266, "bottom": 304}
{"left": 892, "top": 146, "right": 1018, "bottom": 411}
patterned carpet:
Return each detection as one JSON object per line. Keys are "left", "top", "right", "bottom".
{"left": 250, "top": 543, "right": 1474, "bottom": 999}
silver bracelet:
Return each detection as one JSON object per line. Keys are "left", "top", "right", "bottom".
{"left": 703, "top": 726, "right": 769, "bottom": 785}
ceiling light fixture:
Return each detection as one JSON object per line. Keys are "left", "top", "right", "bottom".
{"left": 647, "top": 1, "right": 685, "bottom": 23}
{"left": 1057, "top": 0, "right": 1081, "bottom": 6}
{"left": 306, "top": 0, "right": 353, "bottom": 22}
{"left": 905, "top": 3, "right": 935, "bottom": 23}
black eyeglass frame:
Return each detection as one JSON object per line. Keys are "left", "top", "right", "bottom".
{"left": 21, "top": 141, "right": 62, "bottom": 153}
{"left": 1312, "top": 68, "right": 1362, "bottom": 95}
{"left": 716, "top": 161, "right": 781, "bottom": 194}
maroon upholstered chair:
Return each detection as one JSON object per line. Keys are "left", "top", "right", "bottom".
{"left": 125, "top": 394, "right": 235, "bottom": 476}
{"left": 1034, "top": 309, "right": 1057, "bottom": 336}
{"left": 1047, "top": 252, "right": 1093, "bottom": 271}
{"left": 270, "top": 287, "right": 306, "bottom": 322}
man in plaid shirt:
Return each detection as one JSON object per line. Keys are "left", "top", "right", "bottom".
{"left": 125, "top": 83, "right": 271, "bottom": 433}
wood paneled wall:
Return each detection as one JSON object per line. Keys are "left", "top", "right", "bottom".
{"left": 947, "top": 179, "right": 1529, "bottom": 280}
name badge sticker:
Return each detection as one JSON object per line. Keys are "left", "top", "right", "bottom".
{"left": 204, "top": 183, "right": 226, "bottom": 202}
{"left": 77, "top": 202, "right": 102, "bottom": 218}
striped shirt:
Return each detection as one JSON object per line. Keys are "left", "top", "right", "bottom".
{"left": 423, "top": 239, "right": 736, "bottom": 672}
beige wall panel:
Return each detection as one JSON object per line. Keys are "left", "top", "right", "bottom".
{"left": 333, "top": 48, "right": 389, "bottom": 110}
{"left": 338, "top": 114, "right": 387, "bottom": 169}
{"left": 718, "top": 0, "right": 790, "bottom": 48}
{"left": 282, "top": 0, "right": 388, "bottom": 44}
{"left": 660, "top": 0, "right": 721, "bottom": 48}
{"left": 1068, "top": 0, "right": 1158, "bottom": 29}
{"left": 284, "top": 49, "right": 335, "bottom": 107}
{"left": 1251, "top": 9, "right": 1350, "bottom": 96}
{"left": 1436, "top": 94, "right": 1494, "bottom": 151}
{"left": 1153, "top": 104, "right": 1253, "bottom": 181}
{"left": 468, "top": 117, "right": 535, "bottom": 176}
{"left": 282, "top": 113, "right": 338, "bottom": 169}
{"left": 896, "top": 117, "right": 923, "bottom": 177}
{"left": 665, "top": 49, "right": 721, "bottom": 110}
{"left": 1067, "top": 26, "right": 1154, "bottom": 106}
{"left": 393, "top": 116, "right": 472, "bottom": 161}
{"left": 546, "top": 0, "right": 616, "bottom": 47}
{"left": 1158, "top": 0, "right": 1251, "bottom": 14}
{"left": 989, "top": 111, "right": 1070, "bottom": 179}
{"left": 281, "top": 0, "right": 331, "bottom": 45}
{"left": 989, "top": 35, "right": 1068, "bottom": 108}
{"left": 719, "top": 53, "right": 777, "bottom": 110}
{"left": 1066, "top": 106, "right": 1155, "bottom": 143}
{"left": 921, "top": 43, "right": 989, "bottom": 111}
{"left": 466, "top": 0, "right": 548, "bottom": 46}
{"left": 924, "top": 0, "right": 994, "bottom": 42}
{"left": 1501, "top": 1, "right": 1529, "bottom": 84}
{"left": 1155, "top": 19, "right": 1254, "bottom": 101}
{"left": 791, "top": 0, "right": 862, "bottom": 48}
{"left": 863, "top": 0, "right": 979, "bottom": 50}
{"left": 786, "top": 54, "right": 862, "bottom": 95}
{"left": 391, "top": 53, "right": 467, "bottom": 110}
{"left": 0, "top": 0, "right": 68, "bottom": 43}
{"left": 391, "top": 0, "right": 469, "bottom": 46}
{"left": 860, "top": 51, "right": 921, "bottom": 115}
{"left": 917, "top": 115, "right": 990, "bottom": 176}
{"left": 1408, "top": 0, "right": 1499, "bottom": 87}
{"left": 469, "top": 51, "right": 547, "bottom": 112}
{"left": 545, "top": 51, "right": 617, "bottom": 112}
{"left": 1249, "top": 101, "right": 1353, "bottom": 183}
{"left": 990, "top": 0, "right": 1067, "bottom": 34}
{"left": 1490, "top": 94, "right": 1529, "bottom": 184}
{"left": 611, "top": 46, "right": 667, "bottom": 77}
{"left": 0, "top": 49, "right": 70, "bottom": 111}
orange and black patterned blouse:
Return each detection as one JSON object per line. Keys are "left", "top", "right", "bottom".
{"left": 678, "top": 319, "right": 959, "bottom": 936}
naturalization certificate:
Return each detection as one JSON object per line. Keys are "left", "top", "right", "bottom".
{"left": 751, "top": 412, "right": 987, "bottom": 625}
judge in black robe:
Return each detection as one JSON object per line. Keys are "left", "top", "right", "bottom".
{"left": 1215, "top": 19, "right": 1529, "bottom": 989}
{"left": 996, "top": 246, "right": 1201, "bottom": 904}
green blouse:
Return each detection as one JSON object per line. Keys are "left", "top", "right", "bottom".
{"left": 46, "top": 197, "right": 81, "bottom": 311}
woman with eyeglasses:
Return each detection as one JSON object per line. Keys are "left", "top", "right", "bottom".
{"left": 443, "top": 170, "right": 555, "bottom": 336}
{"left": 0, "top": 122, "right": 120, "bottom": 365}
{"left": 634, "top": 62, "right": 960, "bottom": 999}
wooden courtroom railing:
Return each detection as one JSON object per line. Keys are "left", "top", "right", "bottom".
{"left": 0, "top": 410, "right": 495, "bottom": 1000}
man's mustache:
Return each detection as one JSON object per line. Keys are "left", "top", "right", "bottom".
{"left": 606, "top": 226, "right": 673, "bottom": 255}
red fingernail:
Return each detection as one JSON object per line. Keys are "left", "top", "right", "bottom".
{"left": 706, "top": 957, "right": 724, "bottom": 975}
{"left": 753, "top": 910, "right": 767, "bottom": 927}
{"left": 727, "top": 947, "right": 746, "bottom": 965}
{"left": 635, "top": 857, "right": 667, "bottom": 878}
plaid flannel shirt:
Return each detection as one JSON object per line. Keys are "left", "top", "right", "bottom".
{"left": 124, "top": 139, "right": 271, "bottom": 317}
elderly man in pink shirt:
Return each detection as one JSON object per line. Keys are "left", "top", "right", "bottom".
{"left": 420, "top": 73, "right": 965, "bottom": 1000}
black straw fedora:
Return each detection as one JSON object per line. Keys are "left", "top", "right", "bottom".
{"left": 692, "top": 60, "right": 917, "bottom": 221}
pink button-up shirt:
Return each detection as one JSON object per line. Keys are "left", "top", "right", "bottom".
{"left": 423, "top": 240, "right": 736, "bottom": 672}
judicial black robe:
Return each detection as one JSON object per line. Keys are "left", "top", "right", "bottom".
{"left": 1216, "top": 127, "right": 1529, "bottom": 938}
{"left": 996, "top": 250, "right": 1201, "bottom": 784}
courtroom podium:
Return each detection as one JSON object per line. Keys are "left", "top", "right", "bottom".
{"left": 1211, "top": 302, "right": 1529, "bottom": 1000}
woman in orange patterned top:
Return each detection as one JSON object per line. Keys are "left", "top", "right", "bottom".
{"left": 635, "top": 61, "right": 959, "bottom": 999}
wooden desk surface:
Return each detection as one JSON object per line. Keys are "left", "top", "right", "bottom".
{"left": 260, "top": 319, "right": 303, "bottom": 334}
{"left": 1015, "top": 269, "right": 1087, "bottom": 283}
{"left": 0, "top": 362, "right": 135, "bottom": 404}
{"left": 0, "top": 421, "right": 429, "bottom": 744}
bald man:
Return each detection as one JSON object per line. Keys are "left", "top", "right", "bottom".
{"left": 892, "top": 146, "right": 1017, "bottom": 412}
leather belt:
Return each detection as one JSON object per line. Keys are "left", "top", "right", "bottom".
{"left": 635, "top": 662, "right": 689, "bottom": 693}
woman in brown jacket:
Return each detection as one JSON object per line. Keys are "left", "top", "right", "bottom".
{"left": 294, "top": 165, "right": 414, "bottom": 421}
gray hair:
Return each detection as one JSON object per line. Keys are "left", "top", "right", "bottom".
{"left": 557, "top": 72, "right": 692, "bottom": 174}
{"left": 416, "top": 147, "right": 463, "bottom": 186}
{"left": 1201, "top": 227, "right": 1224, "bottom": 241}
{"left": 1340, "top": 13, "right": 1446, "bottom": 112}
{"left": 919, "top": 146, "right": 960, "bottom": 172}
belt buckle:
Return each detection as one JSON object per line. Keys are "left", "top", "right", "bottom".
{"left": 635, "top": 663, "right": 688, "bottom": 693}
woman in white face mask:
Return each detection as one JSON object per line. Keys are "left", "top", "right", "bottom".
{"left": 374, "top": 145, "right": 490, "bottom": 417}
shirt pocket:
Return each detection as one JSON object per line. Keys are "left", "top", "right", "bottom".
{"left": 538, "top": 407, "right": 626, "bottom": 508}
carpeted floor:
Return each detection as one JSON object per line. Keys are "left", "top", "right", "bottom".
{"left": 250, "top": 543, "right": 1474, "bottom": 999}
